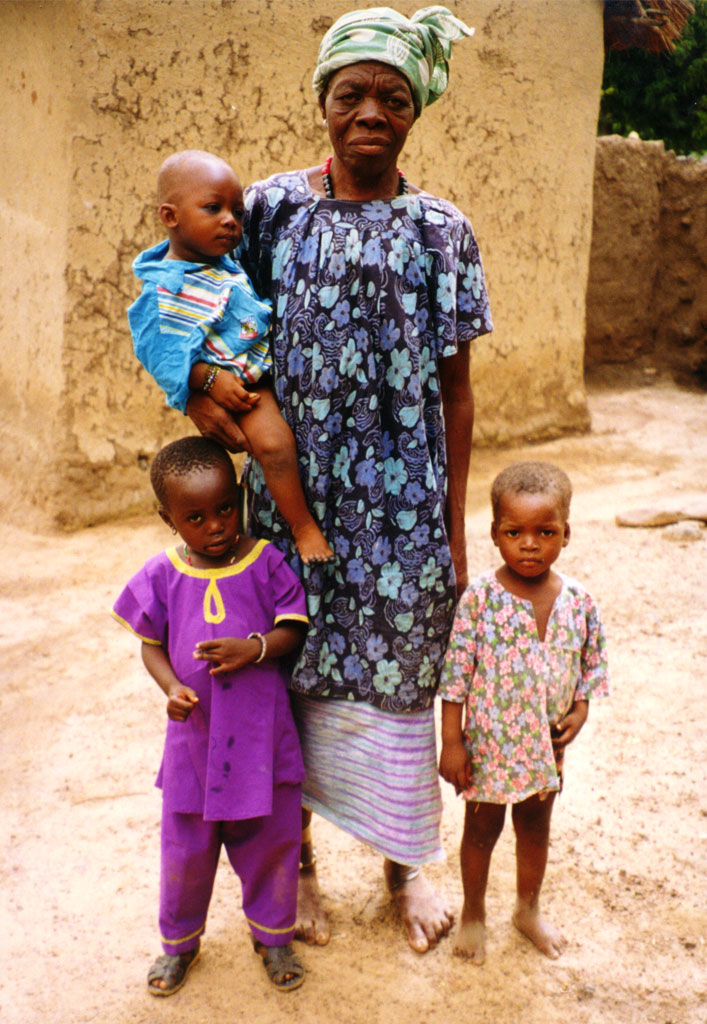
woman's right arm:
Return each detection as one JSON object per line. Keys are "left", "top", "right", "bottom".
{"left": 185, "top": 392, "right": 251, "bottom": 453}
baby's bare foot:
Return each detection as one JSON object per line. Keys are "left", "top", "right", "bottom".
{"left": 294, "top": 522, "right": 334, "bottom": 564}
{"left": 453, "top": 918, "right": 487, "bottom": 964}
{"left": 513, "top": 903, "right": 567, "bottom": 958}
{"left": 295, "top": 867, "right": 330, "bottom": 946}
{"left": 384, "top": 861, "right": 454, "bottom": 953}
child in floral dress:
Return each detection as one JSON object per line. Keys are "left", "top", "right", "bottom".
{"left": 439, "top": 462, "right": 609, "bottom": 964}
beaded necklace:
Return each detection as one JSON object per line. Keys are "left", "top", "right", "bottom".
{"left": 321, "top": 156, "right": 408, "bottom": 199}
{"left": 183, "top": 540, "right": 240, "bottom": 566}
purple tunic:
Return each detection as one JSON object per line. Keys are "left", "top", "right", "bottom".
{"left": 112, "top": 539, "right": 307, "bottom": 821}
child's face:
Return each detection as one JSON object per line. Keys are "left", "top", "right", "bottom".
{"left": 161, "top": 160, "right": 244, "bottom": 263}
{"left": 159, "top": 463, "right": 240, "bottom": 564}
{"left": 491, "top": 490, "right": 569, "bottom": 581}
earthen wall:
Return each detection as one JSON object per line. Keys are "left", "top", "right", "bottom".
{"left": 0, "top": 0, "right": 605, "bottom": 528}
{"left": 585, "top": 135, "right": 707, "bottom": 385}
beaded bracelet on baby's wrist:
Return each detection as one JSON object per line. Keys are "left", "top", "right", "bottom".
{"left": 247, "top": 632, "right": 267, "bottom": 663}
{"left": 201, "top": 365, "right": 221, "bottom": 394}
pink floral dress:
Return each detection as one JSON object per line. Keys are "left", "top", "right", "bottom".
{"left": 440, "top": 572, "right": 609, "bottom": 803}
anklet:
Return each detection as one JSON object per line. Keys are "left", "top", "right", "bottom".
{"left": 299, "top": 847, "right": 318, "bottom": 871}
{"left": 388, "top": 866, "right": 420, "bottom": 892}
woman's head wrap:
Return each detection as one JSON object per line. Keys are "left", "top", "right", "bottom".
{"left": 313, "top": 6, "right": 474, "bottom": 114}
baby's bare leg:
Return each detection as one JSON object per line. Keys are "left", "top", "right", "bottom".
{"left": 511, "top": 791, "right": 566, "bottom": 958}
{"left": 237, "top": 388, "right": 333, "bottom": 563}
{"left": 456, "top": 801, "right": 505, "bottom": 964}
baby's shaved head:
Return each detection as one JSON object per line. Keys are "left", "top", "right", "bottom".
{"left": 157, "top": 150, "right": 234, "bottom": 205}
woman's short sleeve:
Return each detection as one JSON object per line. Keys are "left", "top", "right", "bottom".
{"left": 420, "top": 198, "right": 493, "bottom": 360}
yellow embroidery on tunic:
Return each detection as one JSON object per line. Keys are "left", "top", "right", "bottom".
{"left": 203, "top": 578, "right": 226, "bottom": 623}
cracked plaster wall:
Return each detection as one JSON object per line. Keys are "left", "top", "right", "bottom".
{"left": 586, "top": 135, "right": 707, "bottom": 386}
{"left": 1, "top": 0, "right": 604, "bottom": 529}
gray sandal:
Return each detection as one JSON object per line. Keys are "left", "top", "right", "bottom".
{"left": 253, "top": 941, "right": 304, "bottom": 992}
{"left": 147, "top": 948, "right": 200, "bottom": 997}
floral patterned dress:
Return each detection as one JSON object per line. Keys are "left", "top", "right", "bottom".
{"left": 440, "top": 572, "right": 610, "bottom": 802}
{"left": 242, "top": 171, "right": 493, "bottom": 713}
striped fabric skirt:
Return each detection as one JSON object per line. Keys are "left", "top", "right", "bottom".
{"left": 291, "top": 694, "right": 444, "bottom": 867}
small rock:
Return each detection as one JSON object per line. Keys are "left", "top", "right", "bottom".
{"left": 662, "top": 521, "right": 704, "bottom": 543}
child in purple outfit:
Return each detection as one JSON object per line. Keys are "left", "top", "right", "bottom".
{"left": 439, "top": 462, "right": 609, "bottom": 965}
{"left": 113, "top": 436, "right": 309, "bottom": 995}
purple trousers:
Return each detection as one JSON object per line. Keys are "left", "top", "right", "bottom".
{"left": 159, "top": 781, "right": 301, "bottom": 954}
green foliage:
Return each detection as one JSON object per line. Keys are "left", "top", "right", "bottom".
{"left": 599, "top": 0, "right": 707, "bottom": 155}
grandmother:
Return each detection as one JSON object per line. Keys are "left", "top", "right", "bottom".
{"left": 187, "top": 6, "right": 493, "bottom": 953}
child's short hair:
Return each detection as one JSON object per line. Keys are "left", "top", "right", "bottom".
{"left": 150, "top": 436, "right": 235, "bottom": 506}
{"left": 491, "top": 461, "right": 572, "bottom": 521}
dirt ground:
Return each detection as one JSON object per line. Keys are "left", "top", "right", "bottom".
{"left": 2, "top": 380, "right": 705, "bottom": 1024}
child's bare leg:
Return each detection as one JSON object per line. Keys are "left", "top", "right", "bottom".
{"left": 238, "top": 389, "right": 333, "bottom": 563}
{"left": 456, "top": 801, "right": 506, "bottom": 964}
{"left": 295, "top": 807, "right": 330, "bottom": 945}
{"left": 511, "top": 791, "right": 566, "bottom": 958}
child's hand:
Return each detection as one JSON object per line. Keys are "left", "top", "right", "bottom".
{"left": 551, "top": 699, "right": 589, "bottom": 753}
{"left": 166, "top": 684, "right": 199, "bottom": 722}
{"left": 193, "top": 636, "right": 262, "bottom": 674}
{"left": 439, "top": 740, "right": 472, "bottom": 795}
{"left": 209, "top": 371, "right": 260, "bottom": 414}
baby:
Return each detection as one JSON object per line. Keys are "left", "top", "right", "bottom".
{"left": 439, "top": 461, "right": 609, "bottom": 963}
{"left": 128, "top": 149, "right": 333, "bottom": 564}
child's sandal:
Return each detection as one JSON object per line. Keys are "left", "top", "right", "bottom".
{"left": 147, "top": 948, "right": 200, "bottom": 997}
{"left": 253, "top": 941, "right": 304, "bottom": 992}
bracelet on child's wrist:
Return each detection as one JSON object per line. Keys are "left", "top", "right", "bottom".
{"left": 201, "top": 365, "right": 220, "bottom": 394}
{"left": 247, "top": 632, "right": 267, "bottom": 663}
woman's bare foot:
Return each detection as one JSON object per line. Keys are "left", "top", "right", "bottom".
{"left": 513, "top": 902, "right": 567, "bottom": 958}
{"left": 453, "top": 918, "right": 487, "bottom": 964}
{"left": 384, "top": 860, "right": 454, "bottom": 953}
{"left": 293, "top": 521, "right": 334, "bottom": 564}
{"left": 294, "top": 866, "right": 331, "bottom": 945}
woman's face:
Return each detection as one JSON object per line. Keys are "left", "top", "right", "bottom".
{"left": 320, "top": 61, "right": 416, "bottom": 176}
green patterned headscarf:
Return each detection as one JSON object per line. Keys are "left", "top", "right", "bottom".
{"left": 313, "top": 6, "right": 474, "bottom": 113}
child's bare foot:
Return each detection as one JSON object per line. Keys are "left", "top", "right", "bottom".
{"left": 294, "top": 866, "right": 331, "bottom": 945}
{"left": 293, "top": 521, "right": 334, "bottom": 564}
{"left": 453, "top": 918, "right": 487, "bottom": 964}
{"left": 384, "top": 860, "right": 454, "bottom": 953}
{"left": 513, "top": 903, "right": 567, "bottom": 958}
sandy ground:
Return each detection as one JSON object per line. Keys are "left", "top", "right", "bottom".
{"left": 2, "top": 380, "right": 706, "bottom": 1024}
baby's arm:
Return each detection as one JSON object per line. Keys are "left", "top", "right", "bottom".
{"left": 141, "top": 642, "right": 198, "bottom": 722}
{"left": 193, "top": 622, "right": 306, "bottom": 675}
{"left": 551, "top": 698, "right": 589, "bottom": 755}
{"left": 439, "top": 699, "right": 473, "bottom": 794}
{"left": 189, "top": 362, "right": 259, "bottom": 414}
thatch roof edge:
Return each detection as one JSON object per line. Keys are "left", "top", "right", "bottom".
{"left": 604, "top": 0, "right": 694, "bottom": 54}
